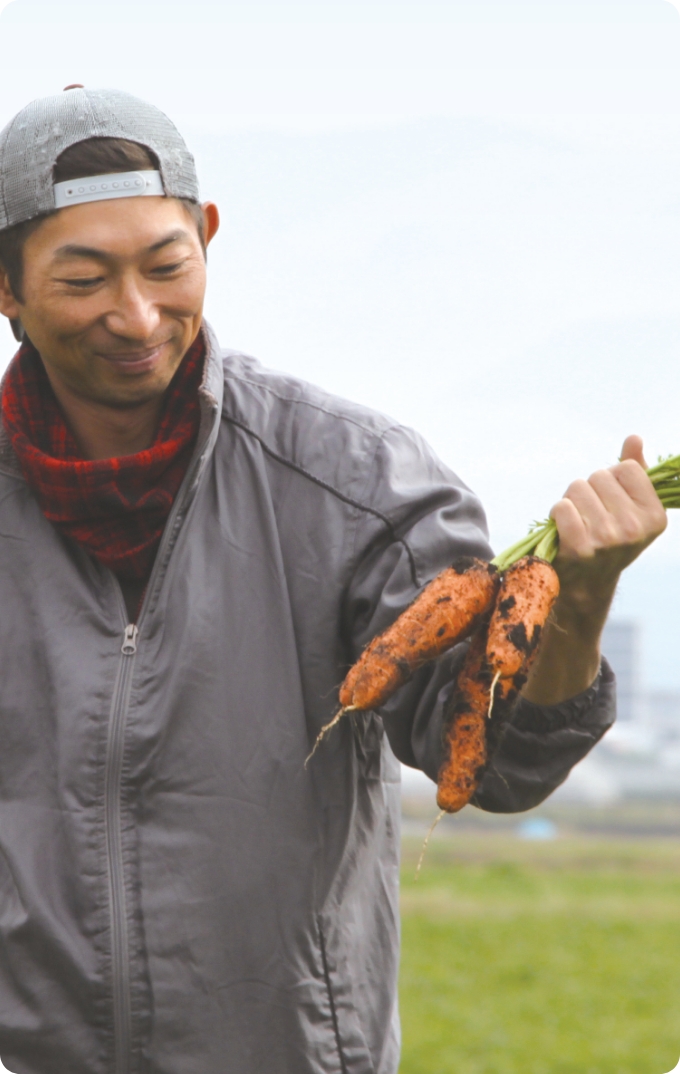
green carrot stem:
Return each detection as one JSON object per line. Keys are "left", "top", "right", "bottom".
{"left": 533, "top": 523, "right": 560, "bottom": 563}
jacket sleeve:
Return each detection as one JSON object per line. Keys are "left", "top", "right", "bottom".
{"left": 342, "top": 423, "right": 616, "bottom": 814}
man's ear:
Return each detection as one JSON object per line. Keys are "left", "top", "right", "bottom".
{"left": 201, "top": 202, "right": 220, "bottom": 248}
{"left": 0, "top": 265, "right": 21, "bottom": 322}
{"left": 0, "top": 267, "right": 24, "bottom": 341}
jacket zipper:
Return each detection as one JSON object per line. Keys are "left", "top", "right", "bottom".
{"left": 104, "top": 446, "right": 210, "bottom": 1072}
{"left": 105, "top": 622, "right": 139, "bottom": 1074}
{"left": 102, "top": 374, "right": 219, "bottom": 1072}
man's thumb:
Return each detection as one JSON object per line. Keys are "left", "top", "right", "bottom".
{"left": 620, "top": 434, "right": 648, "bottom": 470}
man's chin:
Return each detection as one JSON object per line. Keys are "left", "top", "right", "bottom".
{"left": 94, "top": 381, "right": 173, "bottom": 410}
{"left": 71, "top": 370, "right": 176, "bottom": 412}
{"left": 83, "top": 358, "right": 184, "bottom": 410}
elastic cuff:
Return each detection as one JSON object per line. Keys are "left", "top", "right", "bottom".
{"left": 511, "top": 658, "right": 615, "bottom": 735}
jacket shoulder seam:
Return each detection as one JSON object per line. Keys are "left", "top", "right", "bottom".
{"left": 222, "top": 365, "right": 395, "bottom": 438}
{"left": 221, "top": 410, "right": 420, "bottom": 585}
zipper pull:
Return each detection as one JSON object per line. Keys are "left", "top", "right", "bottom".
{"left": 121, "top": 624, "right": 139, "bottom": 656}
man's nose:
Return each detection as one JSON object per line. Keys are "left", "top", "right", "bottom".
{"left": 104, "top": 277, "right": 161, "bottom": 340}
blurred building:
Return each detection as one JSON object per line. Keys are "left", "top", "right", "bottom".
{"left": 601, "top": 618, "right": 641, "bottom": 723}
{"left": 643, "top": 691, "right": 680, "bottom": 743}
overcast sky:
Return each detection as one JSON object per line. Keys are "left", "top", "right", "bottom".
{"left": 1, "top": 0, "right": 679, "bottom": 688}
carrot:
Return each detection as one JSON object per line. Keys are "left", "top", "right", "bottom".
{"left": 436, "top": 630, "right": 491, "bottom": 813}
{"left": 436, "top": 557, "right": 559, "bottom": 813}
{"left": 305, "top": 556, "right": 498, "bottom": 766}
{"left": 485, "top": 555, "right": 560, "bottom": 708}
{"left": 340, "top": 557, "right": 499, "bottom": 712}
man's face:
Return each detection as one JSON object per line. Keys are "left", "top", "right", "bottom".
{"left": 0, "top": 196, "right": 218, "bottom": 409}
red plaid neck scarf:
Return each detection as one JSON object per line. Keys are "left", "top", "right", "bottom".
{"left": 1, "top": 335, "right": 205, "bottom": 582}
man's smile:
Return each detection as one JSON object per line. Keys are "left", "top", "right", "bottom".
{"left": 95, "top": 340, "right": 173, "bottom": 375}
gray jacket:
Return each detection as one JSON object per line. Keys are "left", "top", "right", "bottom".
{"left": 0, "top": 325, "right": 614, "bottom": 1074}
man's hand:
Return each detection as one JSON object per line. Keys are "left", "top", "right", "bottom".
{"left": 521, "top": 435, "right": 667, "bottom": 706}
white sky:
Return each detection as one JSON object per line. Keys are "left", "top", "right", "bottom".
{"left": 1, "top": 0, "right": 679, "bottom": 687}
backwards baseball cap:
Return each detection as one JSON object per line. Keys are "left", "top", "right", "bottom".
{"left": 0, "top": 86, "right": 199, "bottom": 232}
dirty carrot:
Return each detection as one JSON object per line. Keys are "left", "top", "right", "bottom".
{"left": 340, "top": 556, "right": 499, "bottom": 712}
{"left": 436, "top": 558, "right": 559, "bottom": 813}
{"left": 436, "top": 629, "right": 491, "bottom": 814}
{"left": 305, "top": 557, "right": 498, "bottom": 765}
{"left": 485, "top": 555, "right": 561, "bottom": 706}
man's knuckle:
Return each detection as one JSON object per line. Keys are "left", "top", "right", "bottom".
{"left": 650, "top": 515, "right": 668, "bottom": 539}
{"left": 620, "top": 518, "right": 644, "bottom": 543}
{"left": 565, "top": 479, "right": 587, "bottom": 499}
{"left": 618, "top": 459, "right": 639, "bottom": 475}
{"left": 588, "top": 469, "right": 610, "bottom": 488}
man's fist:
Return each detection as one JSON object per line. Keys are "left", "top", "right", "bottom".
{"left": 550, "top": 435, "right": 667, "bottom": 614}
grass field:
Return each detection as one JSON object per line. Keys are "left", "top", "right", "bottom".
{"left": 398, "top": 829, "right": 680, "bottom": 1074}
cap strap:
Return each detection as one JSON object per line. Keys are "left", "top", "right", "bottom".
{"left": 53, "top": 170, "right": 165, "bottom": 209}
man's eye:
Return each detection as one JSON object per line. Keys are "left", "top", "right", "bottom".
{"left": 152, "top": 261, "right": 184, "bottom": 275}
{"left": 61, "top": 277, "right": 104, "bottom": 288}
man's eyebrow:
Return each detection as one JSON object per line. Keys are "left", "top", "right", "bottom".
{"left": 52, "top": 230, "right": 192, "bottom": 262}
{"left": 149, "top": 229, "right": 191, "bottom": 252}
{"left": 52, "top": 244, "right": 110, "bottom": 262}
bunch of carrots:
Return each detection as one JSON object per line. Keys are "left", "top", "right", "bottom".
{"left": 310, "top": 451, "right": 680, "bottom": 815}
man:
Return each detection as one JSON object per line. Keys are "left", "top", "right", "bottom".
{"left": 0, "top": 87, "right": 665, "bottom": 1074}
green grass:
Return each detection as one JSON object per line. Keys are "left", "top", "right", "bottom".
{"left": 399, "top": 832, "right": 680, "bottom": 1074}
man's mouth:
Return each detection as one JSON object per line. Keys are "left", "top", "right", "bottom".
{"left": 97, "top": 341, "right": 171, "bottom": 374}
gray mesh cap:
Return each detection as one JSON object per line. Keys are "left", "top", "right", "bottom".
{"left": 0, "top": 87, "right": 199, "bottom": 231}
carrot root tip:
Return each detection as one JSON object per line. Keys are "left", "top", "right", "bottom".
{"left": 415, "top": 810, "right": 446, "bottom": 880}
{"left": 304, "top": 705, "right": 356, "bottom": 767}
{"left": 487, "top": 670, "right": 501, "bottom": 720}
